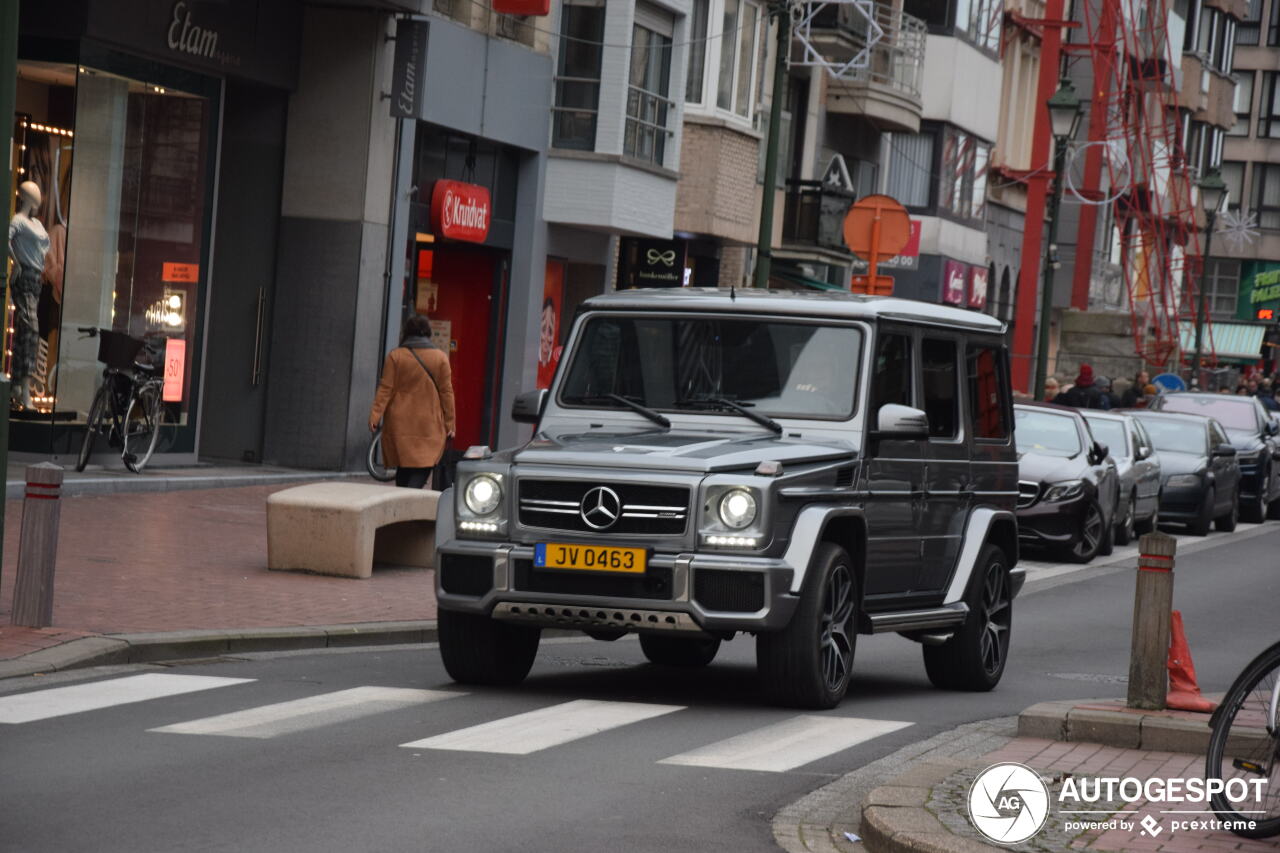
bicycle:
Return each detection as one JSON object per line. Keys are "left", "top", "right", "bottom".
{"left": 366, "top": 426, "right": 396, "bottom": 482}
{"left": 1205, "top": 638, "right": 1280, "bottom": 838}
{"left": 75, "top": 327, "right": 172, "bottom": 474}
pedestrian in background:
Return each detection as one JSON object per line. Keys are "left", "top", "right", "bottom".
{"left": 1056, "top": 364, "right": 1110, "bottom": 409}
{"left": 1094, "top": 375, "right": 1116, "bottom": 409}
{"left": 368, "top": 315, "right": 456, "bottom": 489}
{"left": 1043, "top": 376, "right": 1061, "bottom": 402}
{"left": 1119, "top": 370, "right": 1150, "bottom": 407}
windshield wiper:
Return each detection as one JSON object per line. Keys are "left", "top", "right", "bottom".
{"left": 573, "top": 394, "right": 671, "bottom": 428}
{"left": 677, "top": 397, "right": 783, "bottom": 434}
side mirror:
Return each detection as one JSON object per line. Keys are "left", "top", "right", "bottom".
{"left": 874, "top": 404, "right": 929, "bottom": 439}
{"left": 1135, "top": 444, "right": 1152, "bottom": 461}
{"left": 1091, "top": 441, "right": 1109, "bottom": 463}
{"left": 1267, "top": 421, "right": 1279, "bottom": 437}
{"left": 511, "top": 389, "right": 548, "bottom": 424}
{"left": 1212, "top": 443, "right": 1237, "bottom": 458}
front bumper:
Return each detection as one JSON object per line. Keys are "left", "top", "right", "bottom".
{"left": 1016, "top": 494, "right": 1089, "bottom": 546}
{"left": 435, "top": 538, "right": 799, "bottom": 635}
{"left": 1158, "top": 481, "right": 1206, "bottom": 522}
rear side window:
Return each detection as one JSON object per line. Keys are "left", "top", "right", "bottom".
{"left": 870, "top": 333, "right": 913, "bottom": 411}
{"left": 967, "top": 344, "right": 1009, "bottom": 440}
{"left": 921, "top": 338, "right": 959, "bottom": 438}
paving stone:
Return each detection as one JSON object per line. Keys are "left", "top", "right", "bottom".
{"left": 1018, "top": 703, "right": 1070, "bottom": 741}
{"left": 864, "top": 786, "right": 931, "bottom": 808}
{"left": 1067, "top": 709, "right": 1143, "bottom": 748}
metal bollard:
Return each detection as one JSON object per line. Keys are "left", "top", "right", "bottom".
{"left": 1126, "top": 531, "right": 1175, "bottom": 710}
{"left": 11, "top": 462, "right": 65, "bottom": 627}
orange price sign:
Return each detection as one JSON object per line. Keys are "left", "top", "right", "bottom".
{"left": 163, "top": 338, "right": 186, "bottom": 403}
{"left": 162, "top": 262, "right": 199, "bottom": 283}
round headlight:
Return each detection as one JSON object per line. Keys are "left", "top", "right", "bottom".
{"left": 718, "top": 488, "right": 757, "bottom": 529}
{"left": 464, "top": 475, "right": 502, "bottom": 515}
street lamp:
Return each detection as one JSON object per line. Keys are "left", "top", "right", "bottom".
{"left": 1034, "top": 79, "right": 1083, "bottom": 400}
{"left": 1192, "top": 169, "right": 1227, "bottom": 382}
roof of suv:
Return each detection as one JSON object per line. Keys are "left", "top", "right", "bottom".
{"left": 581, "top": 288, "right": 1006, "bottom": 333}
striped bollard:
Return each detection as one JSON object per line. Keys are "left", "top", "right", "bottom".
{"left": 1126, "top": 531, "right": 1175, "bottom": 710}
{"left": 11, "top": 462, "right": 65, "bottom": 627}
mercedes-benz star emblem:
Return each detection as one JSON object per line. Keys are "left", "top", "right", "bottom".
{"left": 580, "top": 486, "right": 622, "bottom": 530}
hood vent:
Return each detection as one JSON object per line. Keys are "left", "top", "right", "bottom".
{"left": 834, "top": 465, "right": 855, "bottom": 488}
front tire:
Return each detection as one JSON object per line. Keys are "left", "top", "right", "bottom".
{"left": 923, "top": 544, "right": 1012, "bottom": 692}
{"left": 1204, "top": 640, "right": 1280, "bottom": 838}
{"left": 1188, "top": 488, "right": 1215, "bottom": 536}
{"left": 76, "top": 383, "right": 111, "bottom": 472}
{"left": 122, "top": 383, "right": 164, "bottom": 473}
{"left": 1242, "top": 486, "right": 1268, "bottom": 524}
{"left": 438, "top": 609, "right": 540, "bottom": 686}
{"left": 1114, "top": 491, "right": 1137, "bottom": 545}
{"left": 1215, "top": 497, "right": 1239, "bottom": 532}
{"left": 639, "top": 634, "right": 720, "bottom": 667}
{"left": 1067, "top": 502, "right": 1105, "bottom": 563}
{"left": 757, "top": 542, "right": 857, "bottom": 709}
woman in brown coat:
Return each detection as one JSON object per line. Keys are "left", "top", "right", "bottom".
{"left": 368, "top": 315, "right": 456, "bottom": 488}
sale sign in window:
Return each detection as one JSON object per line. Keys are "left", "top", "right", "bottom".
{"left": 163, "top": 338, "right": 186, "bottom": 403}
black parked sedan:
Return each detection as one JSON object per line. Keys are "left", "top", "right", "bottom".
{"left": 1127, "top": 410, "right": 1241, "bottom": 535}
{"left": 1014, "top": 402, "right": 1120, "bottom": 563}
{"left": 1149, "top": 392, "right": 1280, "bottom": 522}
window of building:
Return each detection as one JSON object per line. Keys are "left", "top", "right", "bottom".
{"left": 1203, "top": 260, "right": 1240, "bottom": 318}
{"left": 940, "top": 126, "right": 990, "bottom": 221}
{"left": 1197, "top": 7, "right": 1236, "bottom": 71}
{"left": 967, "top": 345, "right": 1009, "bottom": 440}
{"left": 552, "top": 3, "right": 605, "bottom": 151}
{"left": 955, "top": 0, "right": 1001, "bottom": 50}
{"left": 921, "top": 338, "right": 959, "bottom": 439}
{"left": 1238, "top": 0, "right": 1262, "bottom": 44}
{"left": 625, "top": 23, "right": 674, "bottom": 166}
{"left": 1230, "top": 72, "right": 1254, "bottom": 137}
{"left": 1261, "top": 72, "right": 1280, "bottom": 138}
{"left": 1270, "top": 0, "right": 1280, "bottom": 45}
{"left": 1255, "top": 164, "right": 1280, "bottom": 229}
{"left": 1221, "top": 160, "right": 1245, "bottom": 210}
{"left": 885, "top": 130, "right": 935, "bottom": 209}
{"left": 685, "top": 0, "right": 763, "bottom": 123}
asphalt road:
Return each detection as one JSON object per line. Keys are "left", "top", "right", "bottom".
{"left": 2, "top": 523, "right": 1278, "bottom": 853}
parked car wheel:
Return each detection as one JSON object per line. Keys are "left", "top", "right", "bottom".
{"left": 639, "top": 634, "right": 720, "bottom": 667}
{"left": 1215, "top": 497, "right": 1239, "bottom": 532}
{"left": 757, "top": 542, "right": 857, "bottom": 709}
{"left": 1135, "top": 493, "right": 1159, "bottom": 535}
{"left": 923, "top": 544, "right": 1011, "bottom": 692}
{"left": 438, "top": 609, "right": 540, "bottom": 686}
{"left": 1267, "top": 486, "right": 1280, "bottom": 520}
{"left": 1188, "top": 487, "right": 1215, "bottom": 536}
{"left": 1241, "top": 489, "right": 1268, "bottom": 524}
{"left": 1114, "top": 491, "right": 1137, "bottom": 546}
{"left": 1067, "top": 501, "right": 1106, "bottom": 563}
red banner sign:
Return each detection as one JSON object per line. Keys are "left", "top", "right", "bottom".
{"left": 943, "top": 260, "right": 968, "bottom": 306}
{"left": 163, "top": 338, "right": 186, "bottom": 403}
{"left": 493, "top": 0, "right": 550, "bottom": 12}
{"left": 431, "top": 180, "right": 492, "bottom": 243}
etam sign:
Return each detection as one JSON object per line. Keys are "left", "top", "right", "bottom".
{"left": 431, "top": 181, "right": 492, "bottom": 244}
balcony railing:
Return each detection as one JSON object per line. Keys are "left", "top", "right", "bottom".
{"left": 808, "top": 2, "right": 926, "bottom": 99}
{"left": 782, "top": 180, "right": 856, "bottom": 251}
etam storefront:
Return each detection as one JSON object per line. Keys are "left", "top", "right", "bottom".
{"left": 11, "top": 0, "right": 301, "bottom": 463}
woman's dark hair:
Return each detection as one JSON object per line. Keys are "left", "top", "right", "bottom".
{"left": 401, "top": 314, "right": 432, "bottom": 343}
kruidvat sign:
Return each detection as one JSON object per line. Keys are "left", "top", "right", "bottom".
{"left": 431, "top": 180, "right": 492, "bottom": 243}
{"left": 391, "top": 19, "right": 430, "bottom": 119}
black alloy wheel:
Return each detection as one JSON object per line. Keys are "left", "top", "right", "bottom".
{"left": 1114, "top": 491, "right": 1137, "bottom": 546}
{"left": 923, "top": 544, "right": 1012, "bottom": 691}
{"left": 1069, "top": 502, "right": 1104, "bottom": 563}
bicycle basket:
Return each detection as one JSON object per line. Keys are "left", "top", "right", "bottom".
{"left": 96, "top": 330, "right": 145, "bottom": 369}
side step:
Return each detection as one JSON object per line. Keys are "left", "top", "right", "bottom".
{"left": 867, "top": 603, "right": 969, "bottom": 634}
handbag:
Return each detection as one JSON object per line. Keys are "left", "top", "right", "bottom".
{"left": 406, "top": 348, "right": 461, "bottom": 491}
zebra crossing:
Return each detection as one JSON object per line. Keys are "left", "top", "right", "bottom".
{"left": 0, "top": 673, "right": 913, "bottom": 774}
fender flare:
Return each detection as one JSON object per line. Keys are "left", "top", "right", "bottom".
{"left": 781, "top": 505, "right": 867, "bottom": 594}
{"left": 943, "top": 507, "right": 1019, "bottom": 606}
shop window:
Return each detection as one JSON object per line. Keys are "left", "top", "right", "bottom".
{"left": 1238, "top": 0, "right": 1262, "bottom": 44}
{"left": 685, "top": 0, "right": 762, "bottom": 123}
{"left": 1230, "top": 72, "right": 1254, "bottom": 137}
{"left": 552, "top": 2, "right": 605, "bottom": 151}
{"left": 624, "top": 23, "right": 674, "bottom": 166}
{"left": 885, "top": 130, "right": 935, "bottom": 209}
{"left": 1253, "top": 163, "right": 1280, "bottom": 230}
{"left": 1260, "top": 72, "right": 1280, "bottom": 139}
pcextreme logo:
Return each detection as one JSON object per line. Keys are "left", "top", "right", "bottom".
{"left": 967, "top": 762, "right": 1051, "bottom": 844}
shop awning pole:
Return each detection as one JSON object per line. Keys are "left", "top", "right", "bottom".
{"left": 0, "top": 0, "right": 18, "bottom": 586}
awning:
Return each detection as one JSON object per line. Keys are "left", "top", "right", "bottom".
{"left": 1178, "top": 320, "right": 1267, "bottom": 362}
{"left": 770, "top": 266, "right": 847, "bottom": 292}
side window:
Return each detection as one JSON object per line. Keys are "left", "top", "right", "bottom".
{"left": 921, "top": 338, "right": 959, "bottom": 438}
{"left": 870, "top": 332, "right": 913, "bottom": 412}
{"left": 1132, "top": 421, "right": 1150, "bottom": 456}
{"left": 1209, "top": 421, "right": 1227, "bottom": 449}
{"left": 966, "top": 343, "right": 1009, "bottom": 440}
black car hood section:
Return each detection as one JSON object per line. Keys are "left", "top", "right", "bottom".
{"left": 1016, "top": 449, "right": 1088, "bottom": 483}
{"left": 515, "top": 428, "right": 856, "bottom": 472}
{"left": 1155, "top": 450, "right": 1207, "bottom": 476}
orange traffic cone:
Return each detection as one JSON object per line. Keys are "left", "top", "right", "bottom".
{"left": 1166, "top": 610, "right": 1216, "bottom": 713}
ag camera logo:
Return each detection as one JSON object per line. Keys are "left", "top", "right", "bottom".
{"left": 968, "top": 762, "right": 1051, "bottom": 844}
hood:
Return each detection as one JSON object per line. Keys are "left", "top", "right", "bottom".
{"left": 1226, "top": 429, "right": 1264, "bottom": 452}
{"left": 1016, "top": 449, "right": 1087, "bottom": 484}
{"left": 1154, "top": 449, "right": 1207, "bottom": 476}
{"left": 514, "top": 428, "right": 855, "bottom": 473}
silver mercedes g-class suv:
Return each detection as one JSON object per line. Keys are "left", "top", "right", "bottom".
{"left": 435, "top": 288, "right": 1022, "bottom": 709}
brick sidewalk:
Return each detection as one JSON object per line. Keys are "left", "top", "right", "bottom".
{"left": 0, "top": 483, "right": 437, "bottom": 662}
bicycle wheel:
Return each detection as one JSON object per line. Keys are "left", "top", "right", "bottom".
{"left": 366, "top": 428, "right": 396, "bottom": 482}
{"left": 1205, "top": 640, "right": 1280, "bottom": 838}
{"left": 122, "top": 382, "right": 165, "bottom": 473}
{"left": 76, "top": 383, "right": 111, "bottom": 472}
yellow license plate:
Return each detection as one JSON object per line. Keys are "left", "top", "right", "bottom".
{"left": 534, "top": 543, "right": 647, "bottom": 574}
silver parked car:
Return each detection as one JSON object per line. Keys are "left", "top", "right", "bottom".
{"left": 1082, "top": 412, "right": 1162, "bottom": 545}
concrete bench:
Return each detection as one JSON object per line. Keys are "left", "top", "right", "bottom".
{"left": 266, "top": 482, "right": 439, "bottom": 579}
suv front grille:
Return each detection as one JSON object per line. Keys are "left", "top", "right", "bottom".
{"left": 1017, "top": 481, "right": 1040, "bottom": 508}
{"left": 518, "top": 480, "right": 689, "bottom": 535}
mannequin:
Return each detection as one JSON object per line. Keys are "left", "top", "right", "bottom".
{"left": 8, "top": 181, "right": 50, "bottom": 410}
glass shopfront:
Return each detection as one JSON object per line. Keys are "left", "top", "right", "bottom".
{"left": 9, "top": 45, "right": 216, "bottom": 455}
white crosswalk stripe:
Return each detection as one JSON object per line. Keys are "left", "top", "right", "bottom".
{"left": 400, "top": 698, "right": 684, "bottom": 755}
{"left": 0, "top": 673, "right": 254, "bottom": 724}
{"left": 148, "top": 686, "right": 461, "bottom": 739}
{"left": 658, "top": 715, "right": 913, "bottom": 772}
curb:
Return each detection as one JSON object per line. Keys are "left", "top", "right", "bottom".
{"left": 4, "top": 469, "right": 368, "bottom": 500}
{"left": 1017, "top": 698, "right": 1215, "bottom": 754}
{"left": 0, "top": 620, "right": 439, "bottom": 680}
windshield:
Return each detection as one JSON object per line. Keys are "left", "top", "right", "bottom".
{"left": 1014, "top": 409, "right": 1081, "bottom": 456}
{"left": 1159, "top": 395, "right": 1258, "bottom": 431}
{"left": 1134, "top": 417, "right": 1205, "bottom": 455}
{"left": 558, "top": 315, "right": 862, "bottom": 421}
{"left": 1084, "top": 417, "right": 1128, "bottom": 459}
